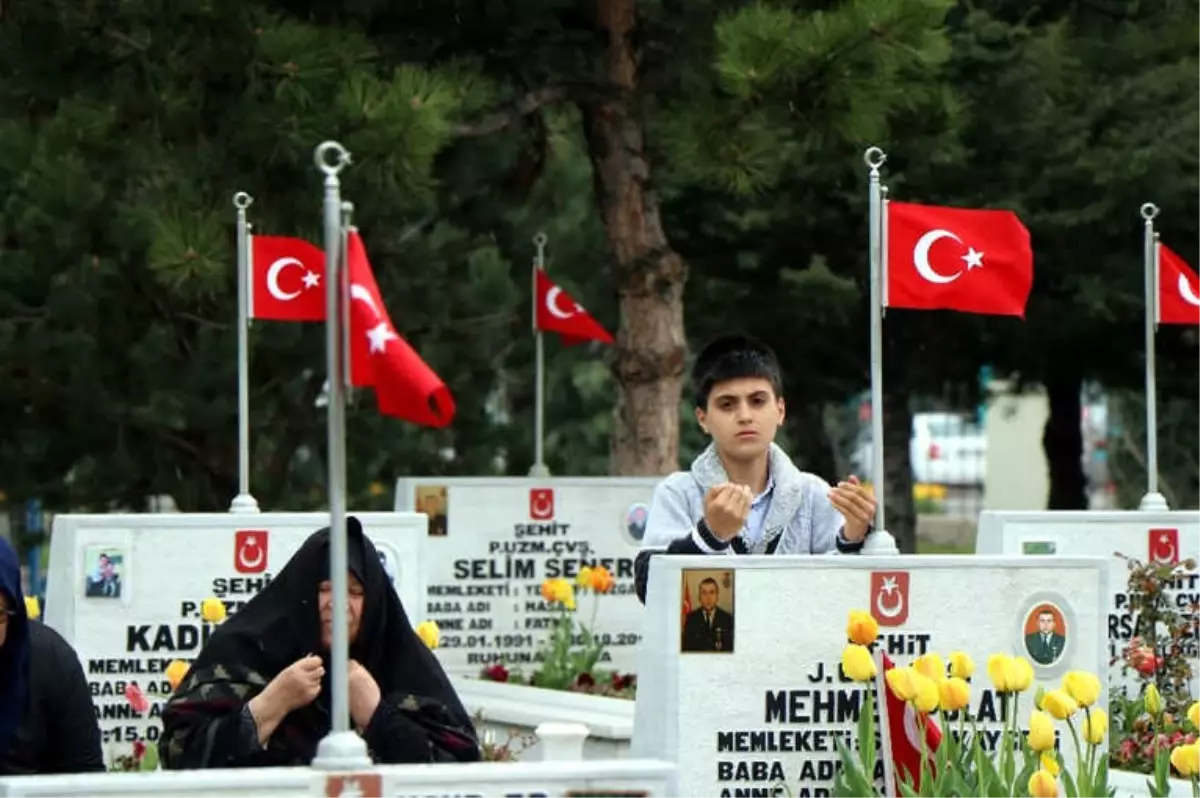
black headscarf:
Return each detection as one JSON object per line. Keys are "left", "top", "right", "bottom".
{"left": 160, "top": 517, "right": 477, "bottom": 767}
{"left": 0, "top": 538, "right": 29, "bottom": 755}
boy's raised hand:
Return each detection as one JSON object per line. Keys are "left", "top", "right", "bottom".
{"left": 828, "top": 475, "right": 875, "bottom": 542}
{"left": 703, "top": 483, "right": 752, "bottom": 540}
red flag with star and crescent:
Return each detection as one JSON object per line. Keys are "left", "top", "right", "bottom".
{"left": 877, "top": 652, "right": 943, "bottom": 794}
{"left": 1157, "top": 243, "right": 1200, "bottom": 326}
{"left": 345, "top": 231, "right": 455, "bottom": 427}
{"left": 534, "top": 268, "right": 614, "bottom": 345}
{"left": 250, "top": 235, "right": 327, "bottom": 321}
{"left": 886, "top": 201, "right": 1033, "bottom": 318}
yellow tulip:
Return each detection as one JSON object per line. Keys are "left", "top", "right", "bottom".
{"left": 914, "top": 652, "right": 946, "bottom": 682}
{"left": 1083, "top": 708, "right": 1107, "bottom": 744}
{"left": 1062, "top": 671, "right": 1101, "bottom": 707}
{"left": 841, "top": 644, "right": 877, "bottom": 682}
{"left": 1028, "top": 710, "right": 1055, "bottom": 752}
{"left": 938, "top": 677, "right": 970, "bottom": 712}
{"left": 1042, "top": 689, "right": 1079, "bottom": 720}
{"left": 23, "top": 596, "right": 39, "bottom": 620}
{"left": 415, "top": 620, "right": 440, "bottom": 649}
{"left": 575, "top": 566, "right": 594, "bottom": 589}
{"left": 1028, "top": 769, "right": 1058, "bottom": 798}
{"left": 987, "top": 653, "right": 1025, "bottom": 693}
{"left": 846, "top": 610, "right": 879, "bottom": 646}
{"left": 1040, "top": 753, "right": 1060, "bottom": 776}
{"left": 200, "top": 598, "right": 227, "bottom": 623}
{"left": 886, "top": 666, "right": 919, "bottom": 702}
{"left": 1010, "top": 656, "right": 1034, "bottom": 692}
{"left": 911, "top": 670, "right": 940, "bottom": 714}
{"left": 165, "top": 659, "right": 189, "bottom": 691}
{"left": 948, "top": 651, "right": 975, "bottom": 679}
{"left": 1188, "top": 701, "right": 1199, "bottom": 730}
{"left": 541, "top": 578, "right": 576, "bottom": 610}
{"left": 1144, "top": 684, "right": 1162, "bottom": 716}
{"left": 1170, "top": 741, "right": 1200, "bottom": 777}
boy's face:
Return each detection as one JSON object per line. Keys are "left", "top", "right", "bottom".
{"left": 696, "top": 377, "right": 785, "bottom": 461}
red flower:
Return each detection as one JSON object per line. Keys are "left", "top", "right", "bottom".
{"left": 481, "top": 664, "right": 509, "bottom": 683}
{"left": 573, "top": 672, "right": 596, "bottom": 689}
{"left": 124, "top": 683, "right": 150, "bottom": 714}
{"left": 132, "top": 740, "right": 146, "bottom": 759}
{"left": 610, "top": 672, "right": 636, "bottom": 691}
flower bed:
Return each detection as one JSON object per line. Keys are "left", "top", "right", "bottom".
{"left": 1107, "top": 556, "right": 1200, "bottom": 795}
{"left": 832, "top": 607, "right": 1200, "bottom": 798}
{"left": 475, "top": 567, "right": 636, "bottom": 698}
{"left": 461, "top": 566, "right": 638, "bottom": 761}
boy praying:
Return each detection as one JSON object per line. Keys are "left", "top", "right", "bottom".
{"left": 634, "top": 334, "right": 877, "bottom": 603}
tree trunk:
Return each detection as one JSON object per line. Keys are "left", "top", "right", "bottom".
{"left": 1043, "top": 367, "right": 1088, "bottom": 509}
{"left": 580, "top": 0, "right": 688, "bottom": 476}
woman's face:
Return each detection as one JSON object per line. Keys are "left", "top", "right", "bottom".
{"left": 318, "top": 572, "right": 365, "bottom": 649}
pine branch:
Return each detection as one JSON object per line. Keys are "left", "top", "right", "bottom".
{"left": 452, "top": 86, "right": 570, "bottom": 137}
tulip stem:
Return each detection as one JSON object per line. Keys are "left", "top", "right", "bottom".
{"left": 1082, "top": 706, "right": 1095, "bottom": 792}
{"left": 1008, "top": 693, "right": 1020, "bottom": 798}
{"left": 1065, "top": 717, "right": 1087, "bottom": 797}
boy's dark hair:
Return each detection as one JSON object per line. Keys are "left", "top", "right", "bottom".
{"left": 692, "top": 333, "right": 783, "bottom": 409}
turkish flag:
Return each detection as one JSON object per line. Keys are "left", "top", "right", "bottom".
{"left": 534, "top": 268, "right": 614, "bottom": 345}
{"left": 250, "top": 236, "right": 326, "bottom": 321}
{"left": 1157, "top": 244, "right": 1200, "bottom": 326}
{"left": 878, "top": 652, "right": 943, "bottom": 794}
{"left": 345, "top": 231, "right": 455, "bottom": 428}
{"left": 886, "top": 201, "right": 1033, "bottom": 318}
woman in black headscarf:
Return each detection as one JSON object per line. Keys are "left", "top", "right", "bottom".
{"left": 159, "top": 517, "right": 480, "bottom": 768}
{"left": 0, "top": 537, "right": 104, "bottom": 774}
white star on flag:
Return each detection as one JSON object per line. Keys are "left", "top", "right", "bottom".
{"left": 961, "top": 248, "right": 984, "bottom": 269}
{"left": 366, "top": 322, "right": 397, "bottom": 353}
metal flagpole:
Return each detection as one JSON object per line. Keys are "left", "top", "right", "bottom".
{"left": 529, "top": 232, "right": 550, "bottom": 478}
{"left": 861, "top": 147, "right": 899, "bottom": 555}
{"left": 341, "top": 202, "right": 355, "bottom": 398}
{"left": 1138, "top": 203, "right": 1168, "bottom": 511}
{"left": 311, "top": 140, "right": 371, "bottom": 769}
{"left": 230, "top": 191, "right": 260, "bottom": 513}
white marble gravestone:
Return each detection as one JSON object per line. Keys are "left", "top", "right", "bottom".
{"left": 632, "top": 554, "right": 1108, "bottom": 798}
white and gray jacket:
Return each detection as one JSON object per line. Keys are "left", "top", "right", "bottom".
{"left": 634, "top": 443, "right": 864, "bottom": 603}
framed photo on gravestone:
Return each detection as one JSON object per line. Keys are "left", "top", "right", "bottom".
{"left": 415, "top": 485, "right": 449, "bottom": 537}
{"left": 680, "top": 568, "right": 735, "bottom": 654}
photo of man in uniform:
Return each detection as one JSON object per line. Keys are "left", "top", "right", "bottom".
{"left": 415, "top": 485, "right": 449, "bottom": 537}
{"left": 681, "top": 575, "right": 734, "bottom": 653}
{"left": 1024, "top": 605, "right": 1067, "bottom": 666}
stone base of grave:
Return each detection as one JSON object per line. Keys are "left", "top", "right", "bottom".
{"left": 452, "top": 677, "right": 634, "bottom": 761}
{"left": 1109, "top": 767, "right": 1192, "bottom": 797}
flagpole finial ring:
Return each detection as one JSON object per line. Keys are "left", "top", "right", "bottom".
{"left": 864, "top": 147, "right": 887, "bottom": 170}
{"left": 233, "top": 192, "right": 253, "bottom": 210}
{"left": 315, "top": 141, "right": 352, "bottom": 176}
{"left": 533, "top": 232, "right": 547, "bottom": 247}
{"left": 1140, "top": 203, "right": 1159, "bottom": 221}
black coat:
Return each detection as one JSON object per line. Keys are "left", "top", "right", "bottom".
{"left": 1, "top": 621, "right": 105, "bottom": 775}
{"left": 682, "top": 606, "right": 735, "bottom": 652}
